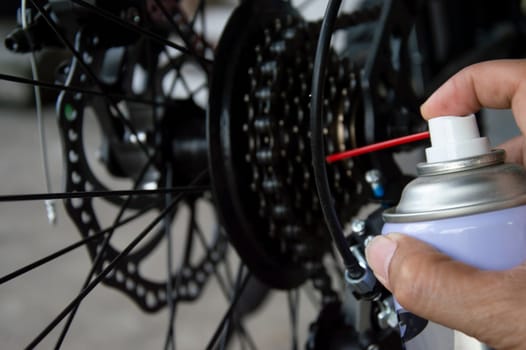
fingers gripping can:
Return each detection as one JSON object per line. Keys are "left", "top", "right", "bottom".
{"left": 382, "top": 115, "right": 526, "bottom": 349}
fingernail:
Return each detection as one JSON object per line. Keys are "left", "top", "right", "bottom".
{"left": 365, "top": 235, "right": 397, "bottom": 287}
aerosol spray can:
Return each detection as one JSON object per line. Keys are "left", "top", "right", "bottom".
{"left": 382, "top": 114, "right": 526, "bottom": 349}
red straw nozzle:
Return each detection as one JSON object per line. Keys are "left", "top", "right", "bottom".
{"left": 325, "top": 131, "right": 430, "bottom": 163}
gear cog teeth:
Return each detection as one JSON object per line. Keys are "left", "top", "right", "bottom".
{"left": 255, "top": 87, "right": 273, "bottom": 100}
{"left": 270, "top": 40, "right": 286, "bottom": 55}
{"left": 261, "top": 60, "right": 278, "bottom": 76}
{"left": 262, "top": 177, "right": 281, "bottom": 193}
{"left": 256, "top": 149, "right": 275, "bottom": 164}
{"left": 272, "top": 205, "right": 289, "bottom": 219}
{"left": 254, "top": 117, "right": 273, "bottom": 133}
{"left": 283, "top": 225, "right": 301, "bottom": 239}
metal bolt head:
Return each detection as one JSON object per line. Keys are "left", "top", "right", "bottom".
{"left": 367, "top": 344, "right": 380, "bottom": 350}
{"left": 365, "top": 169, "right": 381, "bottom": 184}
{"left": 377, "top": 299, "right": 399, "bottom": 329}
{"left": 351, "top": 219, "right": 365, "bottom": 235}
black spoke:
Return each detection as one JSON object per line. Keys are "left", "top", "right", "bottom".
{"left": 161, "top": 48, "right": 194, "bottom": 98}
{"left": 30, "top": 0, "right": 151, "bottom": 158}
{"left": 182, "top": 203, "right": 197, "bottom": 266}
{"left": 219, "top": 263, "right": 246, "bottom": 350}
{"left": 213, "top": 267, "right": 257, "bottom": 350}
{"left": 0, "top": 202, "right": 156, "bottom": 286}
{"left": 221, "top": 263, "right": 248, "bottom": 350}
{"left": 26, "top": 194, "right": 182, "bottom": 349}
{"left": 0, "top": 187, "right": 208, "bottom": 202}
{"left": 26, "top": 170, "right": 208, "bottom": 348}
{"left": 54, "top": 156, "right": 160, "bottom": 348}
{"left": 152, "top": 0, "right": 212, "bottom": 73}
{"left": 70, "top": 0, "right": 212, "bottom": 67}
{"left": 0, "top": 233, "right": 102, "bottom": 287}
{"left": 173, "top": 64, "right": 193, "bottom": 98}
{"left": 205, "top": 267, "right": 251, "bottom": 350}
{"left": 288, "top": 290, "right": 300, "bottom": 350}
{"left": 191, "top": 215, "right": 257, "bottom": 348}
{"left": 190, "top": 0, "right": 206, "bottom": 28}
{"left": 163, "top": 165, "right": 176, "bottom": 350}
{"left": 0, "top": 72, "right": 169, "bottom": 107}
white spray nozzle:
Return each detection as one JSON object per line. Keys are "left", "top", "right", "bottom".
{"left": 425, "top": 114, "right": 491, "bottom": 163}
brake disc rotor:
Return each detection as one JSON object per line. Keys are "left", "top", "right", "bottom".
{"left": 55, "top": 3, "right": 225, "bottom": 312}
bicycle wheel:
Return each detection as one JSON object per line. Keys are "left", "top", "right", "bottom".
{"left": 1, "top": 0, "right": 264, "bottom": 348}
{"left": 0, "top": 1, "right": 367, "bottom": 348}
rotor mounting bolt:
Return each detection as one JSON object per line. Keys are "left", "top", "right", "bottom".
{"left": 367, "top": 345, "right": 380, "bottom": 350}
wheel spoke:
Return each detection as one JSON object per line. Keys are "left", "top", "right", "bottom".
{"left": 0, "top": 233, "right": 102, "bottom": 287}
{"left": 206, "top": 254, "right": 257, "bottom": 350}
{"left": 163, "top": 165, "right": 176, "bottom": 350}
{"left": 0, "top": 72, "right": 169, "bottom": 107}
{"left": 218, "top": 263, "right": 246, "bottom": 350}
{"left": 0, "top": 202, "right": 156, "bottom": 286}
{"left": 288, "top": 289, "right": 300, "bottom": 350}
{"left": 69, "top": 0, "right": 212, "bottom": 67}
{"left": 190, "top": 0, "right": 207, "bottom": 29}
{"left": 54, "top": 156, "right": 162, "bottom": 348}
{"left": 161, "top": 48, "right": 194, "bottom": 98}
{"left": 26, "top": 194, "right": 181, "bottom": 348}
{"left": 0, "top": 187, "right": 208, "bottom": 202}
{"left": 30, "top": 0, "right": 152, "bottom": 158}
{"left": 182, "top": 202, "right": 197, "bottom": 266}
{"left": 190, "top": 215, "right": 258, "bottom": 348}
{"left": 205, "top": 265, "right": 250, "bottom": 350}
{"left": 152, "top": 0, "right": 212, "bottom": 72}
{"left": 25, "top": 168, "right": 208, "bottom": 348}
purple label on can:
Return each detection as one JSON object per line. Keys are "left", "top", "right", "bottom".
{"left": 383, "top": 205, "right": 526, "bottom": 270}
{"left": 382, "top": 204, "right": 526, "bottom": 348}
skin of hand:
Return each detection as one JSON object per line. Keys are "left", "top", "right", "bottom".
{"left": 365, "top": 59, "right": 526, "bottom": 349}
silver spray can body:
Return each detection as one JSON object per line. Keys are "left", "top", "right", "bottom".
{"left": 381, "top": 115, "right": 526, "bottom": 349}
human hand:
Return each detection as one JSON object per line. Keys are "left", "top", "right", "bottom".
{"left": 365, "top": 59, "right": 526, "bottom": 349}
{"left": 420, "top": 59, "right": 526, "bottom": 166}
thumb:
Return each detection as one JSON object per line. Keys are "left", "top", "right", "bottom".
{"left": 365, "top": 234, "right": 526, "bottom": 349}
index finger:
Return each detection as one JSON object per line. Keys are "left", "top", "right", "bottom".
{"left": 420, "top": 59, "right": 526, "bottom": 135}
